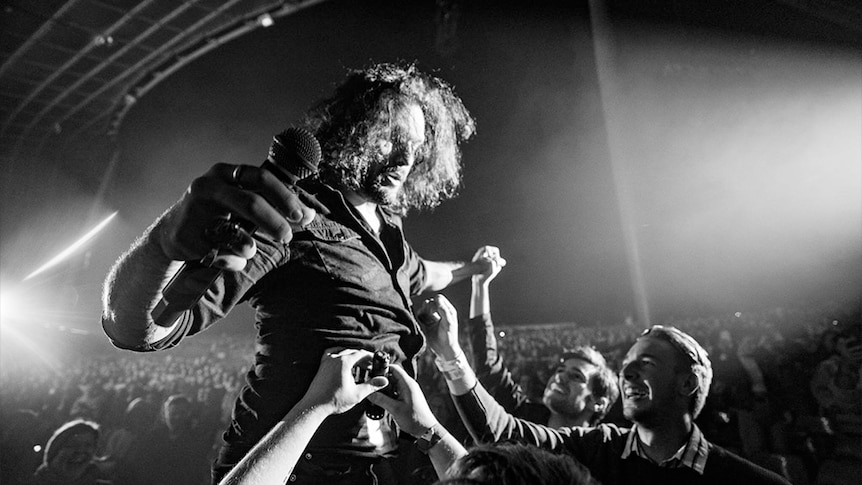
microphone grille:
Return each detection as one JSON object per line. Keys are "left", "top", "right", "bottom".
{"left": 269, "top": 127, "right": 322, "bottom": 180}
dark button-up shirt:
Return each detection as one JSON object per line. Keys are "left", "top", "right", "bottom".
{"left": 130, "top": 181, "right": 430, "bottom": 464}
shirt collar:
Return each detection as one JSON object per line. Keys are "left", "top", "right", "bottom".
{"left": 621, "top": 424, "right": 709, "bottom": 474}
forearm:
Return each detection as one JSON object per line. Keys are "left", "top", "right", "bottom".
{"left": 451, "top": 382, "right": 568, "bottom": 450}
{"left": 465, "top": 314, "right": 526, "bottom": 410}
{"left": 219, "top": 398, "right": 332, "bottom": 485}
{"left": 469, "top": 280, "right": 490, "bottom": 318}
{"left": 424, "top": 259, "right": 483, "bottom": 292}
{"left": 428, "top": 430, "right": 468, "bottom": 479}
{"left": 101, "top": 213, "right": 184, "bottom": 350}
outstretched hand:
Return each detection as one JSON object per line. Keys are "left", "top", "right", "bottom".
{"left": 156, "top": 163, "right": 317, "bottom": 271}
{"left": 471, "top": 245, "right": 505, "bottom": 285}
{"left": 366, "top": 365, "right": 438, "bottom": 437}
{"left": 303, "top": 348, "right": 389, "bottom": 416}
{"left": 416, "top": 294, "right": 462, "bottom": 361}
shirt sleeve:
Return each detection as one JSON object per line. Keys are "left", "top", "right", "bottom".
{"left": 468, "top": 314, "right": 530, "bottom": 412}
{"left": 452, "top": 382, "right": 630, "bottom": 473}
{"left": 404, "top": 242, "right": 428, "bottom": 296}
{"left": 102, "top": 229, "right": 288, "bottom": 352}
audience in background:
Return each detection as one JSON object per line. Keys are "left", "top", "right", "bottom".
{"left": 31, "top": 418, "right": 112, "bottom": 485}
{"left": 1, "top": 299, "right": 858, "bottom": 484}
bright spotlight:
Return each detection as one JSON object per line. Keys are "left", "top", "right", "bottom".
{"left": 257, "top": 13, "right": 274, "bottom": 28}
{"left": 0, "top": 288, "right": 22, "bottom": 324}
{"left": 24, "top": 211, "right": 118, "bottom": 280}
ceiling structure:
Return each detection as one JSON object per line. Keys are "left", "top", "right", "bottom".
{"left": 1, "top": 0, "right": 860, "bottom": 174}
{"left": 0, "top": 0, "right": 328, "bottom": 175}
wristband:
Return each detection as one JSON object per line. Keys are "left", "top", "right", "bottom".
{"left": 415, "top": 424, "right": 448, "bottom": 454}
{"left": 434, "top": 349, "right": 467, "bottom": 374}
{"left": 435, "top": 355, "right": 468, "bottom": 381}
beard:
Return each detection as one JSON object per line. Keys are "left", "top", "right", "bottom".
{"left": 362, "top": 173, "right": 401, "bottom": 206}
{"left": 358, "top": 155, "right": 406, "bottom": 206}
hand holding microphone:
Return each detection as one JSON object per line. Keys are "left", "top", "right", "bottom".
{"left": 151, "top": 127, "right": 323, "bottom": 327}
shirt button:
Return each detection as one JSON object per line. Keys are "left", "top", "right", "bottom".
{"left": 288, "top": 474, "right": 296, "bottom": 482}
{"left": 304, "top": 453, "right": 312, "bottom": 460}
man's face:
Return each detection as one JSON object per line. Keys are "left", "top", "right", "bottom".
{"left": 542, "top": 357, "right": 598, "bottom": 418}
{"left": 619, "top": 337, "right": 685, "bottom": 424}
{"left": 361, "top": 103, "right": 426, "bottom": 205}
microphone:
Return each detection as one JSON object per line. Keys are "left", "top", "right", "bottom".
{"left": 151, "top": 127, "right": 322, "bottom": 327}
{"left": 415, "top": 298, "right": 443, "bottom": 332}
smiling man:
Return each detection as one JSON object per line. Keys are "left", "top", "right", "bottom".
{"left": 444, "top": 247, "right": 618, "bottom": 428}
{"left": 433, "top": 324, "right": 792, "bottom": 485}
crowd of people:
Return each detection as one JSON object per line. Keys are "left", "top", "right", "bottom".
{"left": 3, "top": 63, "right": 858, "bottom": 484}
{"left": 1, "top": 299, "right": 858, "bottom": 484}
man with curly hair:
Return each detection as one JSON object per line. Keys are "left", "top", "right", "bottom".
{"left": 102, "top": 62, "right": 495, "bottom": 484}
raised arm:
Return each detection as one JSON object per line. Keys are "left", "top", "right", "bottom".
{"left": 416, "top": 295, "right": 591, "bottom": 461}
{"left": 219, "top": 348, "right": 387, "bottom": 485}
{"left": 465, "top": 247, "right": 528, "bottom": 411}
{"left": 101, "top": 163, "right": 316, "bottom": 351}
{"left": 367, "top": 364, "right": 467, "bottom": 479}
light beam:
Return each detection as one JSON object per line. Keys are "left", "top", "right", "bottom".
{"left": 24, "top": 211, "right": 118, "bottom": 280}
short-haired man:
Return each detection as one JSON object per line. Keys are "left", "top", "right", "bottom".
{"left": 425, "top": 247, "right": 618, "bottom": 428}
{"left": 430, "top": 319, "right": 792, "bottom": 484}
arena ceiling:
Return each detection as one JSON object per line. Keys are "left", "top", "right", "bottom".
{"left": 1, "top": 0, "right": 860, "bottom": 171}
{"left": 0, "top": 0, "right": 329, "bottom": 170}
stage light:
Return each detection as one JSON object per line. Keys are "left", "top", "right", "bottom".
{"left": 0, "top": 287, "right": 22, "bottom": 325}
{"left": 257, "top": 13, "right": 274, "bottom": 28}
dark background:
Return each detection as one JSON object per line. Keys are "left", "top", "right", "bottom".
{"left": 2, "top": 0, "right": 860, "bottom": 340}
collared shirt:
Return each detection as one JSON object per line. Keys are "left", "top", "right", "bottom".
{"left": 109, "top": 181, "right": 432, "bottom": 469}
{"left": 621, "top": 423, "right": 709, "bottom": 474}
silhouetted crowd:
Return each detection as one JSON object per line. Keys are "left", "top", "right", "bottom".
{"left": 2, "top": 300, "right": 859, "bottom": 485}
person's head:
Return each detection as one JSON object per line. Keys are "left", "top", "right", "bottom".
{"left": 42, "top": 419, "right": 99, "bottom": 479}
{"left": 163, "top": 394, "right": 193, "bottom": 433}
{"left": 125, "top": 396, "right": 157, "bottom": 434}
{"left": 438, "top": 442, "right": 598, "bottom": 485}
{"left": 303, "top": 62, "right": 475, "bottom": 215}
{"left": 541, "top": 346, "right": 619, "bottom": 426}
{"left": 620, "top": 325, "right": 713, "bottom": 425}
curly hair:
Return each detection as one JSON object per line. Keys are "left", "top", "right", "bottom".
{"left": 301, "top": 62, "right": 475, "bottom": 215}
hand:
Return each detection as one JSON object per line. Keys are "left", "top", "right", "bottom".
{"left": 366, "top": 365, "right": 438, "bottom": 436}
{"left": 471, "top": 246, "right": 505, "bottom": 285}
{"left": 157, "top": 163, "right": 317, "bottom": 271}
{"left": 302, "top": 348, "right": 389, "bottom": 415}
{"left": 417, "top": 294, "right": 462, "bottom": 361}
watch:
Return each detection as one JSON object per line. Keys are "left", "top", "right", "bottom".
{"left": 415, "top": 424, "right": 447, "bottom": 454}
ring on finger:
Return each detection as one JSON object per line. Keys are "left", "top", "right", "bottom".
{"left": 231, "top": 165, "right": 245, "bottom": 189}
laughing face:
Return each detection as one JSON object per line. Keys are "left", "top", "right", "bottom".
{"left": 542, "top": 357, "right": 598, "bottom": 419}
{"left": 360, "top": 103, "right": 426, "bottom": 206}
{"left": 619, "top": 337, "right": 688, "bottom": 425}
